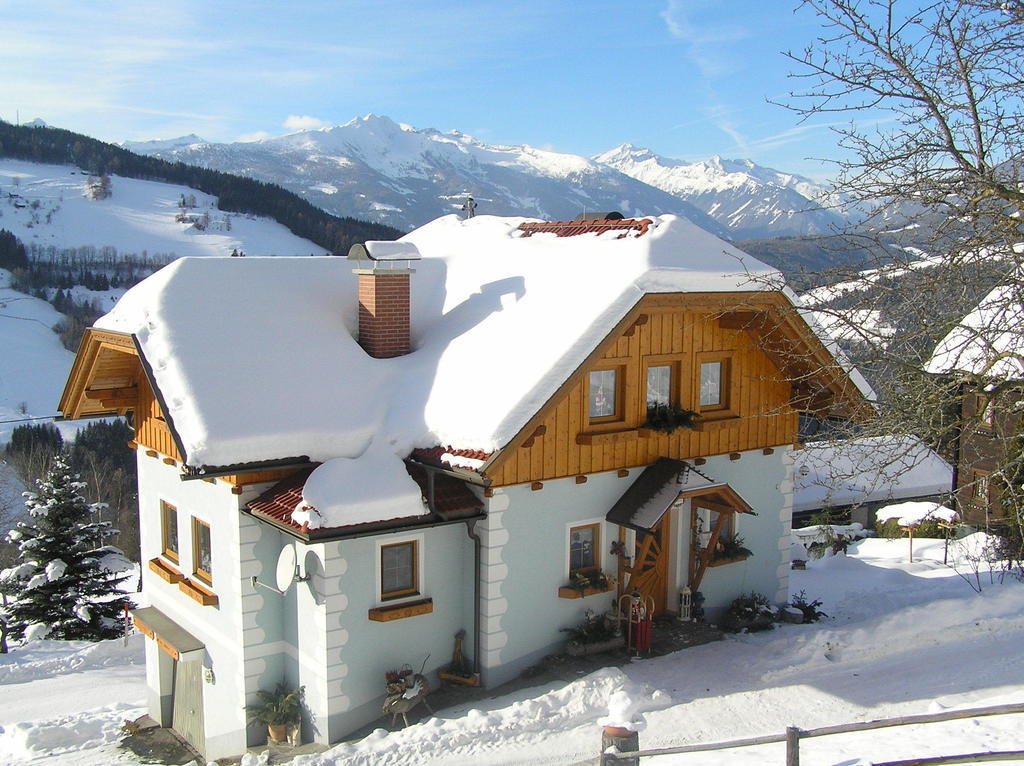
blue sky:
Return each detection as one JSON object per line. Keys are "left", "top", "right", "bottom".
{"left": 2, "top": 0, "right": 855, "bottom": 180}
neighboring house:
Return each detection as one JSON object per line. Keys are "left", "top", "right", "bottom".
{"left": 57, "top": 213, "right": 872, "bottom": 759}
{"left": 792, "top": 435, "right": 953, "bottom": 528}
{"left": 926, "top": 286, "right": 1024, "bottom": 527}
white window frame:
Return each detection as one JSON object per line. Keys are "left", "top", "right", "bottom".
{"left": 375, "top": 533, "right": 425, "bottom": 604}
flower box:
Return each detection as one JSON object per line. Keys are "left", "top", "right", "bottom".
{"left": 557, "top": 583, "right": 614, "bottom": 599}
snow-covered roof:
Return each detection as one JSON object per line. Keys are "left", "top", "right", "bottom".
{"left": 793, "top": 435, "right": 953, "bottom": 513}
{"left": 926, "top": 285, "right": 1024, "bottom": 378}
{"left": 91, "top": 213, "right": 868, "bottom": 527}
{"left": 95, "top": 214, "right": 789, "bottom": 467}
{"left": 875, "top": 501, "right": 957, "bottom": 527}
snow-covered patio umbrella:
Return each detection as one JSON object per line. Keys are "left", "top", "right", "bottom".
{"left": 875, "top": 501, "right": 958, "bottom": 563}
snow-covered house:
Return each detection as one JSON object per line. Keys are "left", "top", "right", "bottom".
{"left": 793, "top": 435, "right": 953, "bottom": 527}
{"left": 57, "top": 213, "right": 872, "bottom": 759}
{"left": 926, "top": 285, "right": 1024, "bottom": 526}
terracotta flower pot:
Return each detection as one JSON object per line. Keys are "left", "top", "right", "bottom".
{"left": 267, "top": 723, "right": 288, "bottom": 743}
{"left": 603, "top": 725, "right": 635, "bottom": 738}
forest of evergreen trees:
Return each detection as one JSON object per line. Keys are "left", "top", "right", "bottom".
{"left": 0, "top": 120, "right": 404, "bottom": 253}
{"left": 0, "top": 229, "right": 28, "bottom": 270}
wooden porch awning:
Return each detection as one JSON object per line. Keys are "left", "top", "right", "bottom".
{"left": 606, "top": 458, "right": 754, "bottom": 533}
{"left": 131, "top": 606, "right": 205, "bottom": 662}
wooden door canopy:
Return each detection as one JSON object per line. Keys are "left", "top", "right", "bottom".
{"left": 131, "top": 605, "right": 205, "bottom": 662}
{"left": 606, "top": 457, "right": 755, "bottom": 534}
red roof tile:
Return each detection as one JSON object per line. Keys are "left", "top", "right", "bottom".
{"left": 411, "top": 446, "right": 492, "bottom": 469}
{"left": 517, "top": 218, "right": 652, "bottom": 239}
{"left": 246, "top": 462, "right": 483, "bottom": 537}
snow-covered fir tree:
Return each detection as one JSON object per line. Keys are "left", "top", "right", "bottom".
{"left": 1, "top": 454, "right": 132, "bottom": 641}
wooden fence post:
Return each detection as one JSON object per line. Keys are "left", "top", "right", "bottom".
{"left": 601, "top": 725, "right": 639, "bottom": 766}
{"left": 786, "top": 726, "right": 801, "bottom": 766}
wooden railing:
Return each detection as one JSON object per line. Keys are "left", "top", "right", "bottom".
{"left": 602, "top": 701, "right": 1024, "bottom": 765}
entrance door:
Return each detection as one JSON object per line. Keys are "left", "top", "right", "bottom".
{"left": 171, "top": 659, "right": 205, "bottom": 755}
{"left": 620, "top": 513, "right": 671, "bottom": 614}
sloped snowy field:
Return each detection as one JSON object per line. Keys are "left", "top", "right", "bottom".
{"left": 1, "top": 536, "right": 1023, "bottom": 765}
{"left": 0, "top": 159, "right": 328, "bottom": 258}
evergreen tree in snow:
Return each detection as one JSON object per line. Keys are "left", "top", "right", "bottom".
{"left": 2, "top": 454, "right": 132, "bottom": 641}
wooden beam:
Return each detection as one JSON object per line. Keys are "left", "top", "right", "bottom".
{"left": 718, "top": 311, "right": 766, "bottom": 330}
{"left": 84, "top": 386, "right": 137, "bottom": 400}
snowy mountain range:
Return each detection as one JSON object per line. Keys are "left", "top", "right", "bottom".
{"left": 595, "top": 144, "right": 849, "bottom": 239}
{"left": 125, "top": 115, "right": 850, "bottom": 238}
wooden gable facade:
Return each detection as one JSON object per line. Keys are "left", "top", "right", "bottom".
{"left": 482, "top": 291, "right": 871, "bottom": 488}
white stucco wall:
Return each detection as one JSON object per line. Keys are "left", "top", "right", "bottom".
{"left": 478, "top": 447, "right": 793, "bottom": 685}
{"left": 136, "top": 444, "right": 792, "bottom": 756}
{"left": 136, "top": 452, "right": 253, "bottom": 760}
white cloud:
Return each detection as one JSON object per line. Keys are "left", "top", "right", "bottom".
{"left": 283, "top": 115, "right": 332, "bottom": 132}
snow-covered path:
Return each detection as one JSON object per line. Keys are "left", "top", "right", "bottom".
{"left": 2, "top": 536, "right": 1024, "bottom": 765}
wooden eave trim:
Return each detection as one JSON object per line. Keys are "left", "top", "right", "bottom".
{"left": 131, "top": 334, "right": 191, "bottom": 464}
{"left": 723, "top": 294, "right": 874, "bottom": 423}
{"left": 483, "top": 291, "right": 804, "bottom": 478}
{"left": 58, "top": 328, "right": 138, "bottom": 419}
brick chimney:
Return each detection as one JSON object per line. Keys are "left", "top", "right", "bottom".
{"left": 348, "top": 241, "right": 421, "bottom": 359}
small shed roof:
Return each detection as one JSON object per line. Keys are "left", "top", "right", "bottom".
{"left": 607, "top": 458, "right": 753, "bottom": 533}
{"left": 793, "top": 435, "right": 953, "bottom": 514}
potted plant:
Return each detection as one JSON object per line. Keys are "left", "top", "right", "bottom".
{"left": 247, "top": 683, "right": 305, "bottom": 743}
{"left": 561, "top": 608, "right": 624, "bottom": 656}
{"left": 569, "top": 569, "right": 613, "bottom": 596}
{"left": 643, "top": 403, "right": 700, "bottom": 434}
{"left": 720, "top": 592, "right": 775, "bottom": 633}
{"left": 714, "top": 534, "right": 753, "bottom": 562}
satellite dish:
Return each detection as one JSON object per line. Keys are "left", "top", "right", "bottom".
{"left": 275, "top": 545, "right": 297, "bottom": 593}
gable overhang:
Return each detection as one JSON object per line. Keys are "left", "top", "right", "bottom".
{"left": 481, "top": 291, "right": 873, "bottom": 481}
{"left": 606, "top": 457, "right": 754, "bottom": 534}
{"left": 716, "top": 298, "right": 875, "bottom": 422}
{"left": 58, "top": 328, "right": 143, "bottom": 420}
{"left": 58, "top": 327, "right": 190, "bottom": 463}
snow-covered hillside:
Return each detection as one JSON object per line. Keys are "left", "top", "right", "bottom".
{"left": 2, "top": 536, "right": 1023, "bottom": 765}
{"left": 0, "top": 269, "right": 76, "bottom": 443}
{"left": 595, "top": 144, "right": 850, "bottom": 239}
{"left": 0, "top": 158, "right": 328, "bottom": 257}
{"left": 125, "top": 115, "right": 731, "bottom": 237}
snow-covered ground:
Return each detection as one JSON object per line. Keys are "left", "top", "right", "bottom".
{"left": 0, "top": 268, "right": 77, "bottom": 444}
{"left": 0, "top": 158, "right": 329, "bottom": 257}
{"left": 2, "top": 535, "right": 1023, "bottom": 765}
